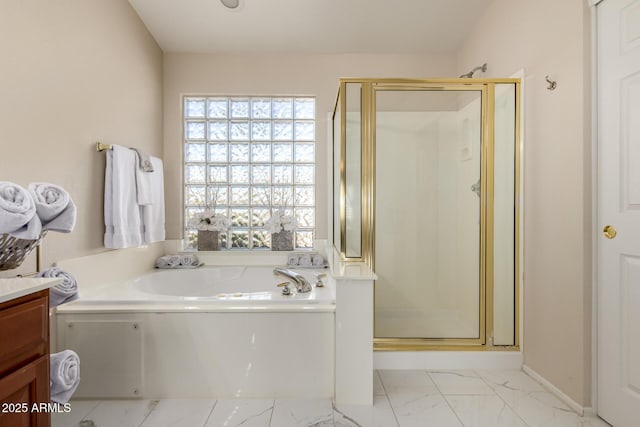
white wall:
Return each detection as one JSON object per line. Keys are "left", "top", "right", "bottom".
{"left": 0, "top": 0, "right": 163, "bottom": 272}
{"left": 457, "top": 0, "right": 591, "bottom": 405}
{"left": 163, "top": 53, "right": 456, "bottom": 240}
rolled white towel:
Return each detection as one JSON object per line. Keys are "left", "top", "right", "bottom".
{"left": 28, "top": 182, "right": 76, "bottom": 233}
{"left": 299, "top": 253, "right": 312, "bottom": 267}
{"left": 0, "top": 181, "right": 42, "bottom": 239}
{"left": 179, "top": 254, "right": 199, "bottom": 267}
{"left": 287, "top": 253, "right": 299, "bottom": 267}
{"left": 155, "top": 254, "right": 180, "bottom": 268}
{"left": 50, "top": 350, "right": 80, "bottom": 404}
{"left": 37, "top": 267, "right": 78, "bottom": 307}
{"left": 312, "top": 254, "right": 325, "bottom": 267}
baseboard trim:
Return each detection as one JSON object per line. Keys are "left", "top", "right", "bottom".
{"left": 374, "top": 351, "right": 522, "bottom": 370}
{"left": 522, "top": 364, "right": 584, "bottom": 416}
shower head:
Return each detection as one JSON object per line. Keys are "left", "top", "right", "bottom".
{"left": 460, "top": 63, "right": 488, "bottom": 78}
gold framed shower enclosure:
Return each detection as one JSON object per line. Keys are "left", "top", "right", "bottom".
{"left": 332, "top": 78, "right": 521, "bottom": 350}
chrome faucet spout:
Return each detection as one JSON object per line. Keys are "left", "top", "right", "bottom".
{"left": 273, "top": 267, "right": 313, "bottom": 293}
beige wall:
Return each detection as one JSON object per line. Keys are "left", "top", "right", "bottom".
{"left": 163, "top": 53, "right": 456, "bottom": 240}
{"left": 457, "top": 0, "right": 591, "bottom": 405}
{"left": 0, "top": 0, "right": 163, "bottom": 270}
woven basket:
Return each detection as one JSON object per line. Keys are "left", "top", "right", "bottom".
{"left": 0, "top": 231, "right": 47, "bottom": 271}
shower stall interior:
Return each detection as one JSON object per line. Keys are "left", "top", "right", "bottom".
{"left": 332, "top": 78, "right": 520, "bottom": 350}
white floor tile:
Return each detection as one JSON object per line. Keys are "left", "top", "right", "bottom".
{"left": 495, "top": 388, "right": 585, "bottom": 427}
{"left": 580, "top": 415, "right": 612, "bottom": 427}
{"left": 205, "top": 399, "right": 274, "bottom": 427}
{"left": 445, "top": 395, "right": 528, "bottom": 427}
{"left": 429, "top": 370, "right": 494, "bottom": 395}
{"left": 373, "top": 371, "right": 386, "bottom": 396}
{"left": 378, "top": 370, "right": 439, "bottom": 407}
{"left": 476, "top": 369, "right": 545, "bottom": 392}
{"left": 391, "top": 393, "right": 463, "bottom": 427}
{"left": 52, "top": 400, "right": 100, "bottom": 427}
{"left": 270, "top": 398, "right": 333, "bottom": 427}
{"left": 334, "top": 396, "right": 399, "bottom": 427}
{"left": 140, "top": 399, "right": 215, "bottom": 427}
{"left": 54, "top": 370, "right": 616, "bottom": 427}
{"left": 81, "top": 399, "right": 156, "bottom": 427}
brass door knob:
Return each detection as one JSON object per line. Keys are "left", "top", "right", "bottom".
{"left": 603, "top": 225, "right": 617, "bottom": 239}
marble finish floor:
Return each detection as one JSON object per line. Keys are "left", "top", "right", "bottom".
{"left": 53, "top": 369, "right": 611, "bottom": 427}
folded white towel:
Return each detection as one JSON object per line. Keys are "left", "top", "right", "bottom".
{"left": 312, "top": 254, "right": 325, "bottom": 267}
{"left": 50, "top": 350, "right": 80, "bottom": 404}
{"left": 155, "top": 254, "right": 180, "bottom": 268}
{"left": 133, "top": 151, "right": 153, "bottom": 206}
{"left": 28, "top": 182, "right": 76, "bottom": 233}
{"left": 37, "top": 267, "right": 78, "bottom": 307}
{"left": 0, "top": 181, "right": 42, "bottom": 240}
{"left": 104, "top": 145, "right": 143, "bottom": 248}
{"left": 141, "top": 156, "right": 165, "bottom": 244}
{"left": 287, "top": 253, "right": 299, "bottom": 266}
{"left": 131, "top": 148, "right": 154, "bottom": 172}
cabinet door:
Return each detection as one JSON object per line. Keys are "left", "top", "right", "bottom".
{"left": 0, "top": 355, "right": 50, "bottom": 427}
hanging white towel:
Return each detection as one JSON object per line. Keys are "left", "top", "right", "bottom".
{"left": 28, "top": 182, "right": 77, "bottom": 233}
{"left": 0, "top": 181, "right": 42, "bottom": 239}
{"left": 50, "top": 350, "right": 80, "bottom": 404}
{"left": 130, "top": 148, "right": 154, "bottom": 172}
{"left": 104, "top": 145, "right": 143, "bottom": 248}
{"left": 133, "top": 151, "right": 153, "bottom": 206}
{"left": 141, "top": 156, "right": 165, "bottom": 244}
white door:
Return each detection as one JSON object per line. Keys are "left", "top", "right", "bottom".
{"left": 597, "top": 0, "right": 640, "bottom": 426}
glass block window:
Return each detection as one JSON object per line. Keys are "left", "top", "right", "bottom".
{"left": 184, "top": 96, "right": 316, "bottom": 250}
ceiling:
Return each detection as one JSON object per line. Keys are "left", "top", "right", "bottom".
{"left": 127, "top": 0, "right": 494, "bottom": 54}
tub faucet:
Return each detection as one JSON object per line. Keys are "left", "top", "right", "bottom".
{"left": 273, "top": 267, "right": 313, "bottom": 293}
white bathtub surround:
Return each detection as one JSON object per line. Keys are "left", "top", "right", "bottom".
{"left": 324, "top": 240, "right": 377, "bottom": 406}
{"left": 53, "top": 239, "right": 375, "bottom": 406}
{"left": 56, "top": 267, "right": 335, "bottom": 399}
{"left": 54, "top": 241, "right": 168, "bottom": 293}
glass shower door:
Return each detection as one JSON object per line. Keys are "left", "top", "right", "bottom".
{"left": 374, "top": 87, "right": 485, "bottom": 341}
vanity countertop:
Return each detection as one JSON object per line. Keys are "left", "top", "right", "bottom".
{"left": 0, "top": 277, "right": 62, "bottom": 304}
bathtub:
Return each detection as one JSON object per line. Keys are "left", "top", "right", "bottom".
{"left": 55, "top": 266, "right": 335, "bottom": 399}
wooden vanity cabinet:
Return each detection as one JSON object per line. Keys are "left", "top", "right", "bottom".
{"left": 0, "top": 290, "right": 50, "bottom": 427}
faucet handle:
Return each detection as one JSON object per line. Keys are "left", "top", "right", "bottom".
{"left": 276, "top": 281, "right": 292, "bottom": 295}
{"left": 315, "top": 273, "right": 326, "bottom": 287}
